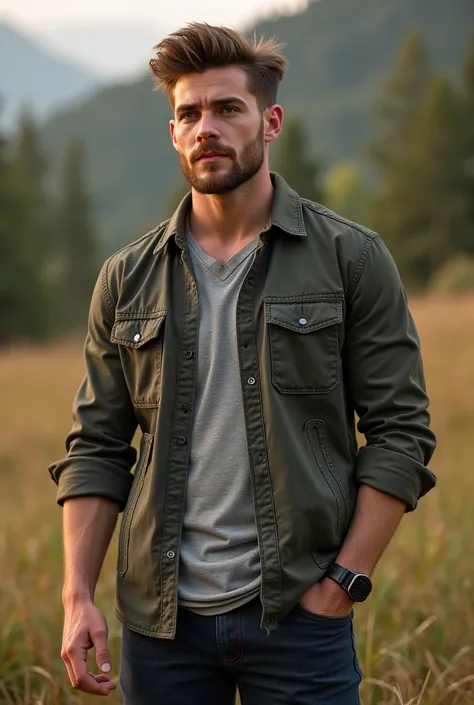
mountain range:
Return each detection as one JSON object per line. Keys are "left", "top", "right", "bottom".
{"left": 4, "top": 0, "right": 474, "bottom": 252}
{"left": 0, "top": 21, "right": 102, "bottom": 128}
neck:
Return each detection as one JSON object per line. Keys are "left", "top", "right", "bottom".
{"left": 189, "top": 168, "right": 274, "bottom": 244}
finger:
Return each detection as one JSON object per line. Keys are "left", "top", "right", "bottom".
{"left": 88, "top": 673, "right": 116, "bottom": 685}
{"left": 91, "top": 624, "right": 112, "bottom": 674}
{"left": 69, "top": 645, "right": 112, "bottom": 695}
{"left": 63, "top": 657, "right": 77, "bottom": 690}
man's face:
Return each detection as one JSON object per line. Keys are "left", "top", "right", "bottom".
{"left": 170, "top": 66, "right": 268, "bottom": 195}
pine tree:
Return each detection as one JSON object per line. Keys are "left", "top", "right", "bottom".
{"left": 324, "top": 162, "right": 370, "bottom": 225}
{"left": 461, "top": 34, "right": 474, "bottom": 248}
{"left": 0, "top": 122, "right": 47, "bottom": 343}
{"left": 272, "top": 117, "right": 324, "bottom": 202}
{"left": 57, "top": 139, "right": 99, "bottom": 329}
{"left": 368, "top": 32, "right": 430, "bottom": 177}
{"left": 406, "top": 75, "right": 467, "bottom": 281}
{"left": 367, "top": 32, "right": 433, "bottom": 287}
{"left": 10, "top": 110, "right": 55, "bottom": 336}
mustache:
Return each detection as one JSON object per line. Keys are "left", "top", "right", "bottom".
{"left": 191, "top": 143, "right": 235, "bottom": 162}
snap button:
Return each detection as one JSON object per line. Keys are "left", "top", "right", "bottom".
{"left": 166, "top": 551, "right": 176, "bottom": 559}
{"left": 134, "top": 333, "right": 141, "bottom": 342}
{"left": 184, "top": 350, "right": 193, "bottom": 359}
{"left": 299, "top": 318, "right": 308, "bottom": 326}
{"left": 177, "top": 436, "right": 187, "bottom": 446}
{"left": 247, "top": 377, "right": 256, "bottom": 386}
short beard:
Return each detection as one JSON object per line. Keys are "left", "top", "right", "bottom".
{"left": 179, "top": 119, "right": 265, "bottom": 195}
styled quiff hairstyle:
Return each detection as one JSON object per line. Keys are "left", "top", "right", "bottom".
{"left": 149, "top": 22, "right": 287, "bottom": 110}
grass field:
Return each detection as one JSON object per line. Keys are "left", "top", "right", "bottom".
{"left": 0, "top": 296, "right": 473, "bottom": 704}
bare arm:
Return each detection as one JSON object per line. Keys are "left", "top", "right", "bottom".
{"left": 301, "top": 485, "right": 406, "bottom": 615}
{"left": 61, "top": 497, "right": 119, "bottom": 697}
{"left": 62, "top": 496, "right": 119, "bottom": 601}
{"left": 336, "top": 484, "right": 405, "bottom": 575}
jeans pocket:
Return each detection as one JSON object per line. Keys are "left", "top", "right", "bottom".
{"left": 295, "top": 603, "right": 353, "bottom": 624}
{"left": 350, "top": 618, "right": 363, "bottom": 682}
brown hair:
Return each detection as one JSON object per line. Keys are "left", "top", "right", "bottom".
{"left": 149, "top": 22, "right": 286, "bottom": 110}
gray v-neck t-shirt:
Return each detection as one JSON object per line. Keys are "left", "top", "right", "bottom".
{"left": 177, "top": 230, "right": 262, "bottom": 615}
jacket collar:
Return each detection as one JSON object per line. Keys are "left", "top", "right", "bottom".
{"left": 153, "top": 172, "right": 307, "bottom": 255}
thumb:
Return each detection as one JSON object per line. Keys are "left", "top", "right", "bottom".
{"left": 91, "top": 626, "right": 112, "bottom": 673}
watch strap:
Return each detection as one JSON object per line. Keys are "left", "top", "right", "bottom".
{"left": 326, "top": 562, "right": 355, "bottom": 590}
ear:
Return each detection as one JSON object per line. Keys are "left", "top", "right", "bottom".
{"left": 264, "top": 105, "right": 284, "bottom": 145}
{"left": 170, "top": 120, "right": 179, "bottom": 151}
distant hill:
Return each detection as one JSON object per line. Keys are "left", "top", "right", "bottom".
{"left": 41, "top": 0, "right": 474, "bottom": 252}
{"left": 0, "top": 21, "right": 102, "bottom": 128}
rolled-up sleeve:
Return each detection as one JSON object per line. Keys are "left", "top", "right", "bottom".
{"left": 48, "top": 259, "right": 138, "bottom": 511}
{"left": 344, "top": 235, "right": 437, "bottom": 510}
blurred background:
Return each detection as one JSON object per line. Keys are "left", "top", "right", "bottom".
{"left": 0, "top": 1, "right": 473, "bottom": 703}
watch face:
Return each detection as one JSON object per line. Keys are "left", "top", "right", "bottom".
{"left": 348, "top": 574, "right": 372, "bottom": 602}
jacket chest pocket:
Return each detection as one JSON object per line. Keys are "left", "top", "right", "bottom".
{"left": 110, "top": 312, "right": 167, "bottom": 408}
{"left": 265, "top": 298, "right": 342, "bottom": 394}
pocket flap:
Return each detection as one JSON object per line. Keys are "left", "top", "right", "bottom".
{"left": 111, "top": 313, "right": 167, "bottom": 348}
{"left": 265, "top": 300, "right": 342, "bottom": 334}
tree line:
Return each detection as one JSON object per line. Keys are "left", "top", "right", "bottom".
{"left": 0, "top": 111, "right": 98, "bottom": 345}
{"left": 1, "top": 30, "right": 473, "bottom": 346}
{"left": 273, "top": 32, "right": 474, "bottom": 293}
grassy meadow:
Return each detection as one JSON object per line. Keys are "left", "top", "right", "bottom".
{"left": 0, "top": 296, "right": 473, "bottom": 704}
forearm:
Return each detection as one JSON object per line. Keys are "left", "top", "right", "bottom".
{"left": 62, "top": 496, "right": 119, "bottom": 604}
{"left": 336, "top": 483, "right": 406, "bottom": 576}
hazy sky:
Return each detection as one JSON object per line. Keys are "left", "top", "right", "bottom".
{"left": 0, "top": 0, "right": 309, "bottom": 31}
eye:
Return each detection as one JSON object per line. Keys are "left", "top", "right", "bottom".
{"left": 221, "top": 105, "right": 238, "bottom": 114}
{"left": 180, "top": 112, "right": 198, "bottom": 121}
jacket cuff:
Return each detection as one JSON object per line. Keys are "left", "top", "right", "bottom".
{"left": 356, "top": 446, "right": 436, "bottom": 511}
{"left": 49, "top": 460, "right": 134, "bottom": 512}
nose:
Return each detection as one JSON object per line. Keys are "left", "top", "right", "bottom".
{"left": 196, "top": 113, "right": 220, "bottom": 142}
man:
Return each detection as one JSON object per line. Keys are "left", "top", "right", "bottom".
{"left": 49, "top": 22, "right": 437, "bottom": 705}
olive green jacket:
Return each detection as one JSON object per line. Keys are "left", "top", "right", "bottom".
{"left": 49, "top": 173, "right": 436, "bottom": 639}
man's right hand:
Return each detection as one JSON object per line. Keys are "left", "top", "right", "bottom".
{"left": 61, "top": 598, "right": 116, "bottom": 697}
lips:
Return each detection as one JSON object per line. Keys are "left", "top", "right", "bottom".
{"left": 198, "top": 152, "right": 226, "bottom": 160}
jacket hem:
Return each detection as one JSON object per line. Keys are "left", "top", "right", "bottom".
{"left": 114, "top": 605, "right": 175, "bottom": 640}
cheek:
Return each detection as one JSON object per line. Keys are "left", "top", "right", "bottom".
{"left": 174, "top": 126, "right": 195, "bottom": 151}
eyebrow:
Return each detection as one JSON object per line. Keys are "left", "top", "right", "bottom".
{"left": 176, "top": 97, "right": 247, "bottom": 113}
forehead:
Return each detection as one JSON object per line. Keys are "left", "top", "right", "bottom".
{"left": 173, "top": 66, "right": 256, "bottom": 109}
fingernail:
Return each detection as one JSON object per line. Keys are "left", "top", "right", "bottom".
{"left": 101, "top": 663, "right": 111, "bottom": 673}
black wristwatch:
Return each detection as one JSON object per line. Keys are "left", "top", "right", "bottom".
{"left": 326, "top": 563, "right": 372, "bottom": 602}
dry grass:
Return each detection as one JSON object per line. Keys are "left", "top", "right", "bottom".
{"left": 1, "top": 297, "right": 473, "bottom": 704}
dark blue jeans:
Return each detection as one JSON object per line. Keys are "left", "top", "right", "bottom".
{"left": 120, "top": 598, "right": 362, "bottom": 704}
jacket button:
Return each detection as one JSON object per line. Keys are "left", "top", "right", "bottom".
{"left": 299, "top": 318, "right": 308, "bottom": 326}
{"left": 134, "top": 333, "right": 141, "bottom": 342}
{"left": 166, "top": 551, "right": 176, "bottom": 559}
{"left": 181, "top": 403, "right": 190, "bottom": 413}
{"left": 247, "top": 377, "right": 256, "bottom": 386}
{"left": 184, "top": 350, "right": 193, "bottom": 359}
{"left": 248, "top": 277, "right": 255, "bottom": 286}
{"left": 177, "top": 436, "right": 187, "bottom": 446}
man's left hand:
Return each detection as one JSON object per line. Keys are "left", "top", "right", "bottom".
{"left": 299, "top": 577, "right": 354, "bottom": 618}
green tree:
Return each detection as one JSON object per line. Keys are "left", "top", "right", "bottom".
{"left": 368, "top": 32, "right": 430, "bottom": 177}
{"left": 0, "top": 119, "right": 49, "bottom": 343}
{"left": 367, "top": 32, "right": 435, "bottom": 287}
{"left": 406, "top": 75, "right": 467, "bottom": 281}
{"left": 57, "top": 139, "right": 99, "bottom": 329}
{"left": 272, "top": 118, "right": 324, "bottom": 202}
{"left": 324, "top": 162, "right": 371, "bottom": 224}
{"left": 10, "top": 110, "right": 56, "bottom": 336}
{"left": 461, "top": 34, "right": 474, "bottom": 249}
